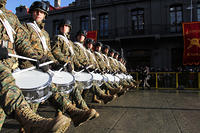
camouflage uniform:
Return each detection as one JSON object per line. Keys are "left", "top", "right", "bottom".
{"left": 20, "top": 20, "right": 76, "bottom": 112}
{"left": 0, "top": 7, "right": 47, "bottom": 130}
{"left": 73, "top": 41, "right": 90, "bottom": 69}
{"left": 52, "top": 33, "right": 89, "bottom": 109}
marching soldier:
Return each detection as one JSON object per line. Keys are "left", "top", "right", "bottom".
{"left": 84, "top": 38, "right": 116, "bottom": 104}
{"left": 20, "top": 1, "right": 96, "bottom": 127}
{"left": 0, "top": 0, "right": 71, "bottom": 132}
{"left": 73, "top": 32, "right": 115, "bottom": 104}
{"left": 51, "top": 19, "right": 99, "bottom": 118}
{"left": 94, "top": 43, "right": 122, "bottom": 96}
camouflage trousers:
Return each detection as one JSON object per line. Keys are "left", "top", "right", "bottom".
{"left": 68, "top": 82, "right": 88, "bottom": 109}
{"left": 0, "top": 63, "right": 29, "bottom": 130}
{"left": 81, "top": 81, "right": 106, "bottom": 101}
{"left": 120, "top": 80, "right": 131, "bottom": 88}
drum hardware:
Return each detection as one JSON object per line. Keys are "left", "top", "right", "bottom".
{"left": 52, "top": 71, "right": 75, "bottom": 94}
{"left": 13, "top": 70, "right": 52, "bottom": 103}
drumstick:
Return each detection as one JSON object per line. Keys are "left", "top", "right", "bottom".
{"left": 8, "top": 53, "right": 37, "bottom": 62}
{"left": 73, "top": 65, "right": 93, "bottom": 75}
{"left": 58, "top": 63, "right": 68, "bottom": 72}
{"left": 13, "top": 61, "right": 54, "bottom": 75}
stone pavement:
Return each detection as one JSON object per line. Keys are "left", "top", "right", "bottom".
{"left": 2, "top": 90, "right": 200, "bottom": 133}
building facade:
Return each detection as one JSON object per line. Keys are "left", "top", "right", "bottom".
{"left": 16, "top": 0, "right": 200, "bottom": 71}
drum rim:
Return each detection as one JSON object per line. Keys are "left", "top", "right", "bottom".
{"left": 16, "top": 71, "right": 52, "bottom": 91}
{"left": 74, "top": 72, "right": 93, "bottom": 82}
{"left": 52, "top": 71, "right": 75, "bottom": 86}
{"left": 91, "top": 73, "right": 103, "bottom": 81}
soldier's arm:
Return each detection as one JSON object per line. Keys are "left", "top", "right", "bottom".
{"left": 14, "top": 20, "right": 39, "bottom": 59}
{"left": 51, "top": 36, "right": 68, "bottom": 63}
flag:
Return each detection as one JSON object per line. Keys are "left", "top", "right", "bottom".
{"left": 87, "top": 31, "right": 97, "bottom": 42}
{"left": 182, "top": 22, "right": 200, "bottom": 65}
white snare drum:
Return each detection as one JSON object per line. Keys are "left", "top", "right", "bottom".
{"left": 104, "top": 74, "right": 115, "bottom": 82}
{"left": 52, "top": 71, "right": 75, "bottom": 94}
{"left": 102, "top": 75, "right": 108, "bottom": 82}
{"left": 13, "top": 70, "right": 52, "bottom": 103}
{"left": 116, "top": 74, "right": 124, "bottom": 79}
{"left": 114, "top": 76, "right": 120, "bottom": 82}
{"left": 74, "top": 72, "right": 93, "bottom": 89}
{"left": 91, "top": 73, "right": 103, "bottom": 86}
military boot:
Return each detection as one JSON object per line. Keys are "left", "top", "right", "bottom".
{"left": 15, "top": 104, "right": 71, "bottom": 133}
{"left": 65, "top": 103, "right": 96, "bottom": 127}
{"left": 92, "top": 95, "right": 102, "bottom": 104}
{"left": 108, "top": 87, "right": 119, "bottom": 95}
{"left": 99, "top": 94, "right": 117, "bottom": 104}
{"left": 82, "top": 106, "right": 100, "bottom": 120}
{"left": 117, "top": 86, "right": 127, "bottom": 97}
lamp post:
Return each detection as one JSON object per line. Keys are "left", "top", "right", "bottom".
{"left": 89, "top": 0, "right": 93, "bottom": 31}
{"left": 187, "top": 0, "right": 193, "bottom": 22}
{"left": 190, "top": 0, "right": 193, "bottom": 22}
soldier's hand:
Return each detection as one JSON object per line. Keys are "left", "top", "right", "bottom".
{"left": 30, "top": 60, "right": 40, "bottom": 69}
{"left": 66, "top": 63, "right": 73, "bottom": 72}
{"left": 41, "top": 65, "right": 49, "bottom": 72}
{"left": 39, "top": 55, "right": 48, "bottom": 63}
{"left": 0, "top": 46, "right": 8, "bottom": 60}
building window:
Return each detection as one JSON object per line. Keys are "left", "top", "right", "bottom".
{"left": 99, "top": 13, "right": 109, "bottom": 38}
{"left": 80, "top": 16, "right": 89, "bottom": 31}
{"left": 169, "top": 5, "right": 183, "bottom": 32}
{"left": 197, "top": 4, "right": 200, "bottom": 21}
{"left": 53, "top": 19, "right": 63, "bottom": 35}
{"left": 131, "top": 9, "right": 144, "bottom": 33}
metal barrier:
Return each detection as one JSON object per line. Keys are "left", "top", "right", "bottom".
{"left": 130, "top": 72, "right": 200, "bottom": 89}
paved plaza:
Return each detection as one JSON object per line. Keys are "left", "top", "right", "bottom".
{"left": 2, "top": 90, "right": 200, "bottom": 133}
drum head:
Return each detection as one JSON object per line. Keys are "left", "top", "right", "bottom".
{"left": 75, "top": 72, "right": 92, "bottom": 82}
{"left": 52, "top": 71, "right": 74, "bottom": 85}
{"left": 91, "top": 73, "right": 103, "bottom": 81}
{"left": 104, "top": 74, "right": 115, "bottom": 82}
{"left": 114, "top": 76, "right": 120, "bottom": 82}
{"left": 13, "top": 70, "right": 51, "bottom": 90}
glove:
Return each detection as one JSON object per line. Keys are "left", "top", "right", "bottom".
{"left": 52, "top": 62, "right": 63, "bottom": 70}
{"left": 0, "top": 46, "right": 8, "bottom": 60}
{"left": 88, "top": 68, "right": 94, "bottom": 72}
{"left": 41, "top": 65, "right": 49, "bottom": 72}
{"left": 95, "top": 69, "right": 101, "bottom": 73}
{"left": 30, "top": 60, "right": 40, "bottom": 69}
{"left": 65, "top": 63, "right": 73, "bottom": 72}
{"left": 39, "top": 55, "right": 48, "bottom": 63}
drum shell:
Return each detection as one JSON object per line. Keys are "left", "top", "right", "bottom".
{"left": 74, "top": 72, "right": 93, "bottom": 89}
{"left": 13, "top": 70, "right": 52, "bottom": 103}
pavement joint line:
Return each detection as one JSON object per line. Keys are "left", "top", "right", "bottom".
{"left": 166, "top": 96, "right": 183, "bottom": 133}
{"left": 107, "top": 109, "right": 127, "bottom": 133}
{"left": 93, "top": 105, "right": 200, "bottom": 111}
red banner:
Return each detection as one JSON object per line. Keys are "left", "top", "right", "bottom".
{"left": 87, "top": 31, "right": 98, "bottom": 42}
{"left": 182, "top": 22, "right": 200, "bottom": 65}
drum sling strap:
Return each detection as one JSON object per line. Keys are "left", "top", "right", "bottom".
{"left": 57, "top": 35, "right": 74, "bottom": 55}
{"left": 95, "top": 51, "right": 105, "bottom": 62}
{"left": 74, "top": 42, "right": 89, "bottom": 60}
{"left": 102, "top": 54, "right": 110, "bottom": 67}
{"left": 27, "top": 21, "right": 49, "bottom": 53}
{"left": 0, "top": 10, "right": 16, "bottom": 43}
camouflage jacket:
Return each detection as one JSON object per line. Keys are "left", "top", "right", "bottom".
{"left": 0, "top": 8, "right": 38, "bottom": 70}
{"left": 102, "top": 53, "right": 112, "bottom": 71}
{"left": 118, "top": 61, "right": 126, "bottom": 73}
{"left": 21, "top": 20, "right": 56, "bottom": 68}
{"left": 85, "top": 49, "right": 99, "bottom": 69}
{"left": 108, "top": 56, "right": 118, "bottom": 72}
{"left": 73, "top": 41, "right": 90, "bottom": 69}
{"left": 94, "top": 51, "right": 107, "bottom": 71}
{"left": 51, "top": 33, "right": 75, "bottom": 69}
